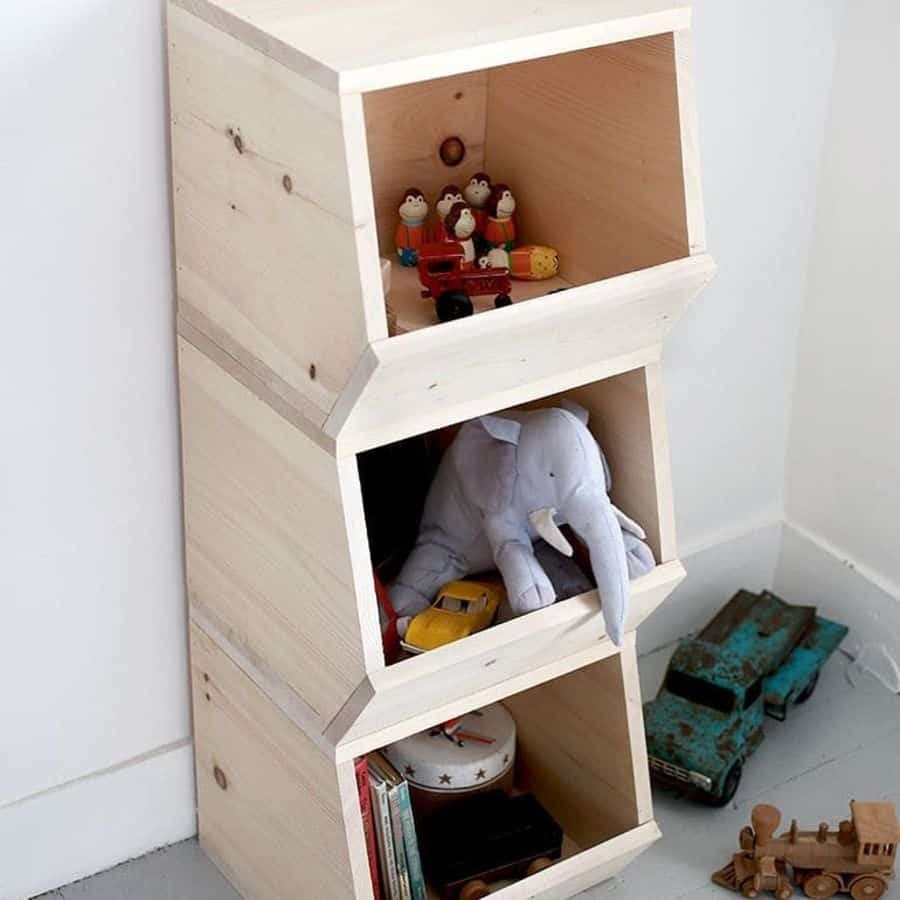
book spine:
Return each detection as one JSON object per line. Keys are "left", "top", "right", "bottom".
{"left": 371, "top": 777, "right": 401, "bottom": 900}
{"left": 354, "top": 757, "right": 382, "bottom": 900}
{"left": 396, "top": 781, "right": 427, "bottom": 900}
{"left": 388, "top": 786, "right": 412, "bottom": 900}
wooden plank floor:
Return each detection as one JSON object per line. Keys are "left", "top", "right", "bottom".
{"left": 36, "top": 647, "right": 899, "bottom": 900}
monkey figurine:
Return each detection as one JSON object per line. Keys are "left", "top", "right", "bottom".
{"left": 443, "top": 201, "right": 477, "bottom": 268}
{"left": 433, "top": 184, "right": 464, "bottom": 241}
{"left": 394, "top": 187, "right": 429, "bottom": 266}
{"left": 484, "top": 183, "right": 517, "bottom": 251}
{"left": 463, "top": 172, "right": 492, "bottom": 240}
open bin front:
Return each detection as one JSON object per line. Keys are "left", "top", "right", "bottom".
{"left": 346, "top": 651, "right": 659, "bottom": 900}
{"left": 362, "top": 32, "right": 701, "bottom": 336}
{"left": 329, "top": 364, "right": 684, "bottom": 753}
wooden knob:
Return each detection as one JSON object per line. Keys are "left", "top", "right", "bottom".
{"left": 213, "top": 765, "right": 228, "bottom": 791}
{"left": 439, "top": 136, "right": 466, "bottom": 167}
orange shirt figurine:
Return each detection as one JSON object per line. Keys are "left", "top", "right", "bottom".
{"left": 433, "top": 184, "right": 464, "bottom": 242}
{"left": 443, "top": 201, "right": 478, "bottom": 269}
{"left": 484, "top": 183, "right": 517, "bottom": 251}
{"left": 394, "top": 187, "right": 430, "bottom": 266}
{"left": 463, "top": 172, "right": 492, "bottom": 238}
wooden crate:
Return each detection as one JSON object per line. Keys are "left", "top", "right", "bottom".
{"left": 168, "top": 1, "right": 714, "bottom": 896}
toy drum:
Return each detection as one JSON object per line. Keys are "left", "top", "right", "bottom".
{"left": 383, "top": 704, "right": 516, "bottom": 820}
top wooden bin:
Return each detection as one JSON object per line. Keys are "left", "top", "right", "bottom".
{"left": 170, "top": 0, "right": 715, "bottom": 455}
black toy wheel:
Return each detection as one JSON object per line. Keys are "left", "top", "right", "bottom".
{"left": 705, "top": 763, "right": 742, "bottom": 807}
{"left": 494, "top": 293, "right": 512, "bottom": 308}
{"left": 794, "top": 670, "right": 819, "bottom": 704}
{"left": 436, "top": 290, "right": 473, "bottom": 322}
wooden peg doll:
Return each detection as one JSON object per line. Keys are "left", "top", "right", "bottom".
{"left": 395, "top": 187, "right": 429, "bottom": 266}
{"left": 434, "top": 184, "right": 464, "bottom": 241}
{"left": 463, "top": 172, "right": 492, "bottom": 236}
{"left": 484, "top": 183, "right": 517, "bottom": 251}
{"left": 444, "top": 201, "right": 477, "bottom": 268}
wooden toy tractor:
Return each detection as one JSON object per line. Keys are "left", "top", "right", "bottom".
{"left": 713, "top": 802, "right": 899, "bottom": 899}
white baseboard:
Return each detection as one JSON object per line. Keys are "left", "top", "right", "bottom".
{"left": 0, "top": 740, "right": 196, "bottom": 900}
{"left": 776, "top": 520, "right": 900, "bottom": 662}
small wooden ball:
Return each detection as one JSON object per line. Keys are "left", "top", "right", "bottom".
{"left": 439, "top": 136, "right": 466, "bottom": 167}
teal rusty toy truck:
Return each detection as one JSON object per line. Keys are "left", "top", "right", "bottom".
{"left": 644, "top": 590, "right": 847, "bottom": 807}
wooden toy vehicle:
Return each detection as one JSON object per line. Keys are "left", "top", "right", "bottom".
{"left": 401, "top": 580, "right": 503, "bottom": 654}
{"left": 712, "top": 801, "right": 899, "bottom": 899}
{"left": 417, "top": 242, "right": 512, "bottom": 322}
{"left": 644, "top": 590, "right": 848, "bottom": 805}
{"left": 424, "top": 791, "right": 563, "bottom": 898}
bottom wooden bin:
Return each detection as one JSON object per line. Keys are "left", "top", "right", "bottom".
{"left": 190, "top": 622, "right": 659, "bottom": 900}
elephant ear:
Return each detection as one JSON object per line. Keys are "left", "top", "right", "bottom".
{"left": 455, "top": 416, "right": 520, "bottom": 514}
{"left": 558, "top": 399, "right": 613, "bottom": 491}
{"left": 479, "top": 415, "right": 521, "bottom": 445}
{"left": 559, "top": 398, "right": 589, "bottom": 426}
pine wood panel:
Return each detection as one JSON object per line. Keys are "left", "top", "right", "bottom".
{"left": 491, "top": 822, "right": 660, "bottom": 900}
{"left": 168, "top": 4, "right": 377, "bottom": 428}
{"left": 173, "top": 0, "right": 691, "bottom": 92}
{"left": 503, "top": 643, "right": 649, "bottom": 849}
{"left": 327, "top": 254, "right": 716, "bottom": 454}
{"left": 190, "top": 623, "right": 367, "bottom": 900}
{"left": 363, "top": 72, "right": 489, "bottom": 256}
{"left": 179, "top": 337, "right": 377, "bottom": 728}
{"left": 560, "top": 363, "right": 677, "bottom": 564}
{"left": 485, "top": 33, "right": 690, "bottom": 287}
{"left": 674, "top": 29, "right": 707, "bottom": 254}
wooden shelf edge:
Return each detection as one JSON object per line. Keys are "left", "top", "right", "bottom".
{"left": 490, "top": 819, "right": 661, "bottom": 900}
{"left": 327, "top": 254, "right": 717, "bottom": 455}
{"left": 328, "top": 561, "right": 683, "bottom": 760}
{"left": 170, "top": 0, "right": 691, "bottom": 96}
{"left": 376, "top": 560, "right": 685, "bottom": 692}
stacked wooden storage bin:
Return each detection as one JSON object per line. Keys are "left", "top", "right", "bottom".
{"left": 168, "top": 1, "right": 716, "bottom": 896}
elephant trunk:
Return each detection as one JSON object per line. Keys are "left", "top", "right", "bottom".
{"left": 561, "top": 486, "right": 630, "bottom": 646}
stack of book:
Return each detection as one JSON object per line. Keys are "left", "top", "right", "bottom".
{"left": 354, "top": 751, "right": 427, "bottom": 900}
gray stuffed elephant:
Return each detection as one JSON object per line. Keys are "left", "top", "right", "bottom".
{"left": 389, "top": 401, "right": 655, "bottom": 646}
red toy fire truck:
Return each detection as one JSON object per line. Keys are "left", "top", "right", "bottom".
{"left": 417, "top": 242, "right": 512, "bottom": 322}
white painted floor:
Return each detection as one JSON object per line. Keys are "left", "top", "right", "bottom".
{"left": 35, "top": 647, "right": 899, "bottom": 900}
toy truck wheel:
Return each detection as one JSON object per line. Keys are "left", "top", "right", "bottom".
{"left": 794, "top": 670, "right": 819, "bottom": 704}
{"left": 741, "top": 876, "right": 761, "bottom": 898}
{"left": 849, "top": 875, "right": 888, "bottom": 899}
{"left": 436, "top": 290, "right": 473, "bottom": 322}
{"left": 803, "top": 874, "right": 841, "bottom": 898}
{"left": 776, "top": 878, "right": 794, "bottom": 900}
{"left": 526, "top": 857, "right": 554, "bottom": 876}
{"left": 460, "top": 879, "right": 492, "bottom": 900}
{"left": 705, "top": 763, "right": 742, "bottom": 807}
{"left": 494, "top": 293, "right": 512, "bottom": 308}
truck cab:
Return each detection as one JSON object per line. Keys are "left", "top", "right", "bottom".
{"left": 644, "top": 590, "right": 848, "bottom": 805}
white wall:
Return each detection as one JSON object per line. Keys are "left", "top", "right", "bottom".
{"left": 664, "top": 0, "right": 845, "bottom": 554}
{"left": 0, "top": 1, "right": 850, "bottom": 896}
{"left": 646, "top": 0, "right": 845, "bottom": 651}
{"left": 780, "top": 0, "right": 900, "bottom": 658}
{"left": 0, "top": 1, "right": 194, "bottom": 897}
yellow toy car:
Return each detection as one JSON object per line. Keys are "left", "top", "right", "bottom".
{"left": 401, "top": 580, "right": 504, "bottom": 654}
